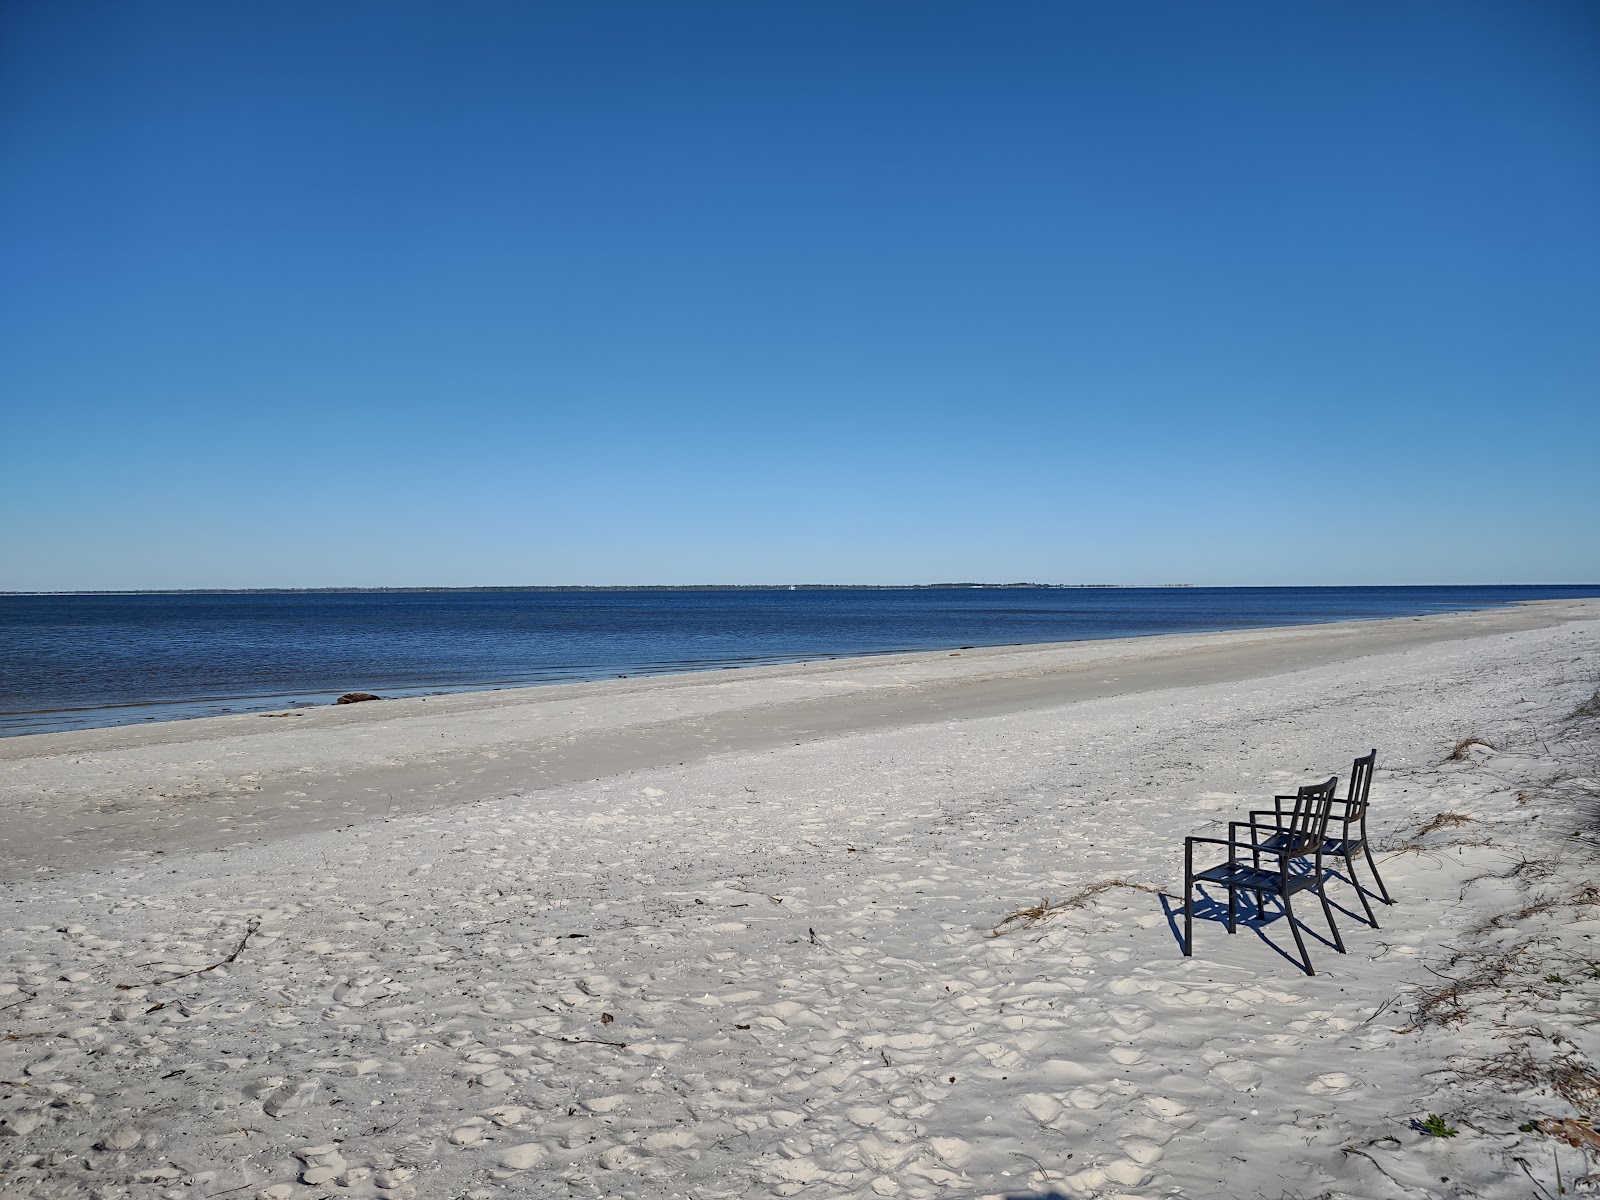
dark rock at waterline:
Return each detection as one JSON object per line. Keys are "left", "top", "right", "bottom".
{"left": 334, "top": 692, "right": 382, "bottom": 705}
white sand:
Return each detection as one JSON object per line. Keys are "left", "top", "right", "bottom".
{"left": 2, "top": 600, "right": 1598, "bottom": 1199}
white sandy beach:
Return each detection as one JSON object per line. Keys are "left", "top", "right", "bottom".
{"left": 2, "top": 600, "right": 1598, "bottom": 1200}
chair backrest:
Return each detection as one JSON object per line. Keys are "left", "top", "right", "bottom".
{"left": 1279, "top": 776, "right": 1340, "bottom": 856}
{"left": 1345, "top": 749, "right": 1377, "bottom": 821}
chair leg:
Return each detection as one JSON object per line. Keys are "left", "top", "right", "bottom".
{"left": 1363, "top": 843, "right": 1395, "bottom": 904}
{"left": 1316, "top": 877, "right": 1346, "bottom": 954}
{"left": 1227, "top": 884, "right": 1237, "bottom": 934}
{"left": 1281, "top": 891, "right": 1315, "bottom": 976}
{"left": 1345, "top": 851, "right": 1379, "bottom": 929}
{"left": 1183, "top": 875, "right": 1193, "bottom": 956}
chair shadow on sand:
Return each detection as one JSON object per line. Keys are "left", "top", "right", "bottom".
{"left": 1157, "top": 874, "right": 1354, "bottom": 972}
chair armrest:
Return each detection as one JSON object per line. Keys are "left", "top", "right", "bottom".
{"left": 1227, "top": 821, "right": 1328, "bottom": 856}
{"left": 1228, "top": 819, "right": 1281, "bottom": 846}
{"left": 1186, "top": 834, "right": 1297, "bottom": 858}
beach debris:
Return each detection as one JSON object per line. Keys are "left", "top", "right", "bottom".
{"left": 116, "top": 917, "right": 261, "bottom": 989}
{"left": 335, "top": 692, "right": 382, "bottom": 704}
{"left": 525, "top": 1027, "right": 627, "bottom": 1049}
{"left": 1527, "top": 1117, "right": 1600, "bottom": 1152}
{"left": 991, "top": 897, "right": 1067, "bottom": 937}
{"left": 1447, "top": 735, "right": 1496, "bottom": 760}
{"left": 990, "top": 880, "right": 1160, "bottom": 937}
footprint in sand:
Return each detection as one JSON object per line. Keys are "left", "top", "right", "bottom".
{"left": 847, "top": 1106, "right": 892, "bottom": 1127}
{"left": 1209, "top": 1060, "right": 1263, "bottom": 1091}
{"left": 1065, "top": 1158, "right": 1151, "bottom": 1192}
{"left": 499, "top": 1143, "right": 546, "bottom": 1170}
{"left": 1018, "top": 1093, "right": 1062, "bottom": 1123}
{"left": 1067, "top": 1086, "right": 1107, "bottom": 1110}
{"left": 642, "top": 1129, "right": 699, "bottom": 1154}
{"left": 1308, "top": 1071, "right": 1360, "bottom": 1094}
{"left": 1122, "top": 1138, "right": 1165, "bottom": 1166}
{"left": 927, "top": 1137, "right": 974, "bottom": 1169}
{"left": 854, "top": 1134, "right": 916, "bottom": 1172}
{"left": 599, "top": 1145, "right": 644, "bottom": 1170}
{"left": 1143, "top": 1095, "right": 1192, "bottom": 1124}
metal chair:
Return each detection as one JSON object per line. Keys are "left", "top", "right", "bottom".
{"left": 1244, "top": 750, "right": 1392, "bottom": 928}
{"left": 1184, "top": 777, "right": 1344, "bottom": 975}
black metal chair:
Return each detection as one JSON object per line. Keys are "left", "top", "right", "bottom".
{"left": 1184, "top": 777, "right": 1344, "bottom": 975}
{"left": 1245, "top": 750, "right": 1392, "bottom": 928}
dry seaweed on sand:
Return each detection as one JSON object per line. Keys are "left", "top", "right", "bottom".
{"left": 1448, "top": 736, "right": 1496, "bottom": 760}
{"left": 989, "top": 880, "right": 1159, "bottom": 937}
{"left": 1416, "top": 811, "right": 1473, "bottom": 836}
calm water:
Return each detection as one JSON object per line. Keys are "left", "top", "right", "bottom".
{"left": 1, "top": 586, "right": 1595, "bottom": 736}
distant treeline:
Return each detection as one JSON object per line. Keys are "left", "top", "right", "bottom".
{"left": 3, "top": 583, "right": 1197, "bottom": 595}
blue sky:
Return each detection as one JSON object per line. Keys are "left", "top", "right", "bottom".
{"left": 2, "top": 0, "right": 1596, "bottom": 588}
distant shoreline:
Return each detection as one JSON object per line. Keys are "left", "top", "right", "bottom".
{"left": 1, "top": 583, "right": 1199, "bottom": 595}
{"left": 7, "top": 582, "right": 1598, "bottom": 596}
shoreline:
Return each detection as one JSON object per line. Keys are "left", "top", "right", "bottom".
{"left": 6, "top": 587, "right": 1597, "bottom": 739}
{"left": 2, "top": 598, "right": 1595, "bottom": 883}
{"left": 1, "top": 597, "right": 1596, "bottom": 1197}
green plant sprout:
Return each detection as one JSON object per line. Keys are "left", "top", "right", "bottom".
{"left": 1417, "top": 1114, "right": 1459, "bottom": 1138}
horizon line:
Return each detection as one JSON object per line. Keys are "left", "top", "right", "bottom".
{"left": 4, "top": 582, "right": 1599, "bottom": 597}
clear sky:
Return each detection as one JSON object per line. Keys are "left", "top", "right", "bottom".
{"left": 2, "top": 1, "right": 1596, "bottom": 589}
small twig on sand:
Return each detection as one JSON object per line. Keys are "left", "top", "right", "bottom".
{"left": 526, "top": 1029, "right": 628, "bottom": 1049}
{"left": 1353, "top": 997, "right": 1394, "bottom": 1030}
{"left": 1014, "top": 1151, "right": 1058, "bottom": 1186}
{"left": 1513, "top": 1156, "right": 1558, "bottom": 1200}
{"left": 117, "top": 917, "right": 261, "bottom": 989}
{"left": 1341, "top": 1142, "right": 1431, "bottom": 1197}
